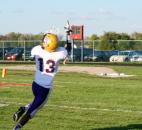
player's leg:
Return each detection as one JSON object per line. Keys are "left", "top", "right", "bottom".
{"left": 13, "top": 81, "right": 51, "bottom": 129}
{"left": 13, "top": 81, "right": 40, "bottom": 122}
{"left": 27, "top": 82, "right": 51, "bottom": 118}
{"left": 63, "top": 57, "right": 68, "bottom": 65}
{"left": 63, "top": 46, "right": 71, "bottom": 64}
{"left": 63, "top": 54, "right": 71, "bottom": 64}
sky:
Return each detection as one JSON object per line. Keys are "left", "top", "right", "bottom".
{"left": 0, "top": 0, "right": 142, "bottom": 37}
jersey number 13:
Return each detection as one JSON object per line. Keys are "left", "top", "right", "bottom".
{"left": 38, "top": 58, "right": 56, "bottom": 73}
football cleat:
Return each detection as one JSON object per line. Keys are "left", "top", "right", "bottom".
{"left": 13, "top": 107, "right": 25, "bottom": 122}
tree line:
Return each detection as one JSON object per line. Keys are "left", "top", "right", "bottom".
{"left": 89, "top": 32, "right": 142, "bottom": 41}
{"left": 1, "top": 31, "right": 142, "bottom": 41}
{"left": 0, "top": 32, "right": 44, "bottom": 41}
{"left": 1, "top": 31, "right": 142, "bottom": 50}
{"left": 88, "top": 32, "right": 142, "bottom": 50}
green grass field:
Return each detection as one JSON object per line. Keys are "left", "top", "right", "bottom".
{"left": 0, "top": 65, "right": 142, "bottom": 130}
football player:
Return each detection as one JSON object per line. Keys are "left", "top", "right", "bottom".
{"left": 13, "top": 33, "right": 69, "bottom": 130}
{"left": 63, "top": 20, "right": 72, "bottom": 64}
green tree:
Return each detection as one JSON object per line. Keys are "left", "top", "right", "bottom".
{"left": 97, "top": 32, "right": 120, "bottom": 50}
{"left": 89, "top": 34, "right": 99, "bottom": 40}
{"left": 119, "top": 33, "right": 130, "bottom": 40}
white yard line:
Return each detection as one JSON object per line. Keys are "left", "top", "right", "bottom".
{"left": 0, "top": 103, "right": 9, "bottom": 107}
{"left": 47, "top": 104, "right": 142, "bottom": 114}
{"left": 1, "top": 100, "right": 142, "bottom": 114}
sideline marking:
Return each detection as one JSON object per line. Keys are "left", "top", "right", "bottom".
{"left": 47, "top": 104, "right": 142, "bottom": 114}
{"left": 1, "top": 101, "right": 142, "bottom": 114}
{"left": 0, "top": 103, "right": 9, "bottom": 107}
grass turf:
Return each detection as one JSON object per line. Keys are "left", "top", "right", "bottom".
{"left": 0, "top": 65, "right": 142, "bottom": 130}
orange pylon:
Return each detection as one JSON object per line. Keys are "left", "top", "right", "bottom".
{"left": 2, "top": 68, "right": 7, "bottom": 78}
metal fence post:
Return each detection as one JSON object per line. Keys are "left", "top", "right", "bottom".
{"left": 24, "top": 40, "right": 26, "bottom": 61}
{"left": 118, "top": 40, "right": 120, "bottom": 55}
{"left": 93, "top": 40, "right": 95, "bottom": 62}
{"left": 81, "top": 40, "right": 84, "bottom": 62}
{"left": 71, "top": 39, "right": 74, "bottom": 63}
{"left": 2, "top": 42, "right": 5, "bottom": 60}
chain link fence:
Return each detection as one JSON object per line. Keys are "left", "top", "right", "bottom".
{"left": 0, "top": 40, "right": 142, "bottom": 62}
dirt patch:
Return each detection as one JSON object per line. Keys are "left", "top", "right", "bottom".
{"left": 0, "top": 65, "right": 132, "bottom": 87}
{"left": 59, "top": 66, "right": 116, "bottom": 75}
{"left": 0, "top": 82, "right": 31, "bottom": 87}
{"left": 0, "top": 65, "right": 117, "bottom": 87}
{"left": 0, "top": 65, "right": 116, "bottom": 75}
